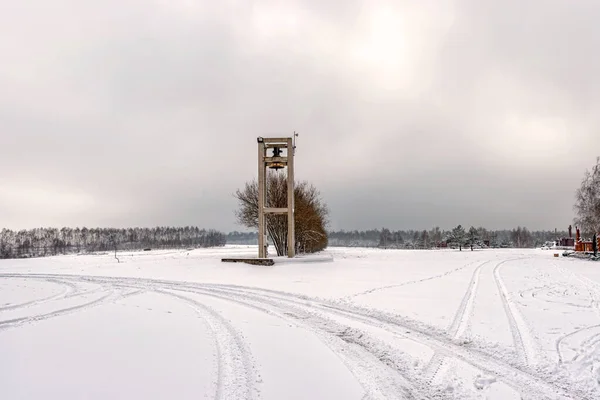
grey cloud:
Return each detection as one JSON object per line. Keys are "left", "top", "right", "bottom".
{"left": 1, "top": 0, "right": 598, "bottom": 232}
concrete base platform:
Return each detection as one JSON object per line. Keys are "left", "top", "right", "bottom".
{"left": 221, "top": 258, "right": 275, "bottom": 266}
{"left": 273, "top": 254, "right": 334, "bottom": 264}
{"left": 221, "top": 254, "right": 333, "bottom": 266}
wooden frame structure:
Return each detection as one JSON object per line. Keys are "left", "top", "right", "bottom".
{"left": 257, "top": 137, "right": 295, "bottom": 258}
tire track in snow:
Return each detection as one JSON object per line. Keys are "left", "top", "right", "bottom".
{"left": 447, "top": 261, "right": 487, "bottom": 339}
{"left": 0, "top": 277, "right": 143, "bottom": 332}
{"left": 169, "top": 286, "right": 432, "bottom": 400}
{"left": 101, "top": 280, "right": 431, "bottom": 400}
{"left": 521, "top": 284, "right": 593, "bottom": 310}
{"left": 557, "top": 267, "right": 600, "bottom": 317}
{"left": 422, "top": 261, "right": 487, "bottom": 384}
{"left": 1, "top": 272, "right": 592, "bottom": 399}
{"left": 348, "top": 261, "right": 477, "bottom": 299}
{"left": 552, "top": 263, "right": 600, "bottom": 366}
{"left": 519, "top": 285, "right": 558, "bottom": 303}
{"left": 130, "top": 283, "right": 427, "bottom": 400}
{"left": 350, "top": 258, "right": 482, "bottom": 396}
{"left": 555, "top": 324, "right": 600, "bottom": 364}
{"left": 547, "top": 264, "right": 600, "bottom": 393}
{"left": 188, "top": 284, "right": 579, "bottom": 400}
{"left": 0, "top": 278, "right": 77, "bottom": 312}
{"left": 0, "top": 290, "right": 115, "bottom": 331}
{"left": 153, "top": 290, "right": 259, "bottom": 400}
{"left": 211, "top": 284, "right": 590, "bottom": 399}
{"left": 493, "top": 259, "right": 539, "bottom": 366}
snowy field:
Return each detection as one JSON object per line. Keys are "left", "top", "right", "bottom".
{"left": 1, "top": 246, "right": 600, "bottom": 400}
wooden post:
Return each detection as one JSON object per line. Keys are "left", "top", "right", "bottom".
{"left": 257, "top": 139, "right": 266, "bottom": 258}
{"left": 287, "top": 137, "right": 295, "bottom": 257}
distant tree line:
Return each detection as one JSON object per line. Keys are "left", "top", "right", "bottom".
{"left": 226, "top": 231, "right": 258, "bottom": 245}
{"left": 228, "top": 227, "right": 569, "bottom": 250}
{"left": 0, "top": 227, "right": 226, "bottom": 259}
{"left": 328, "top": 227, "right": 569, "bottom": 250}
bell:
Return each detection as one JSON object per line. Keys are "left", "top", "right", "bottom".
{"left": 268, "top": 161, "right": 285, "bottom": 170}
{"left": 267, "top": 146, "right": 285, "bottom": 170}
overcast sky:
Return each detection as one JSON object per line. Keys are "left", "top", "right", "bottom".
{"left": 1, "top": 0, "right": 599, "bottom": 232}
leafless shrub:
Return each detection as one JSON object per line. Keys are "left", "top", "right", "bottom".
{"left": 234, "top": 172, "right": 329, "bottom": 255}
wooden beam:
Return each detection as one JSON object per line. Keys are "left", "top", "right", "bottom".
{"left": 258, "top": 142, "right": 266, "bottom": 258}
{"left": 264, "top": 207, "right": 288, "bottom": 214}
{"left": 264, "top": 157, "right": 288, "bottom": 163}
{"left": 261, "top": 137, "right": 291, "bottom": 144}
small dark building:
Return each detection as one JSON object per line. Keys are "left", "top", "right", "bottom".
{"left": 560, "top": 238, "right": 575, "bottom": 247}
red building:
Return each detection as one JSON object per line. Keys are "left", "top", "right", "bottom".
{"left": 574, "top": 226, "right": 599, "bottom": 252}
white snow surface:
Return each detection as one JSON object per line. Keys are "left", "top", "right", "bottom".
{"left": 1, "top": 246, "right": 600, "bottom": 399}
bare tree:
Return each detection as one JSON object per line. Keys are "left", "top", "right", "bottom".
{"left": 429, "top": 226, "right": 442, "bottom": 247}
{"left": 510, "top": 226, "right": 533, "bottom": 248}
{"left": 234, "top": 172, "right": 329, "bottom": 256}
{"left": 574, "top": 157, "right": 600, "bottom": 235}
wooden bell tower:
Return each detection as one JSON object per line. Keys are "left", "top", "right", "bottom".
{"left": 257, "top": 136, "right": 296, "bottom": 258}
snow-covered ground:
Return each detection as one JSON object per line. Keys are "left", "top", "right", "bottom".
{"left": 1, "top": 246, "right": 599, "bottom": 399}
